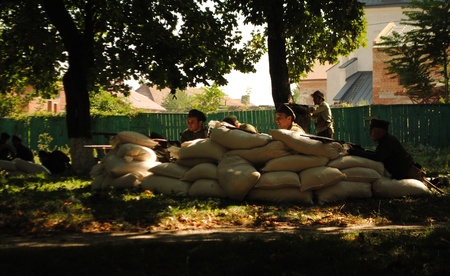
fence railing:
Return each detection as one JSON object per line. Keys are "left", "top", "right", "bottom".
{"left": 1, "top": 104, "right": 449, "bottom": 151}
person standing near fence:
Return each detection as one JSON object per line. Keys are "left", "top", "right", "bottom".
{"left": 180, "top": 109, "right": 208, "bottom": 143}
{"left": 309, "top": 90, "right": 334, "bottom": 138}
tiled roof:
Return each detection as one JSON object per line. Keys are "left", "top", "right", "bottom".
{"left": 128, "top": 90, "right": 166, "bottom": 112}
{"left": 359, "top": 0, "right": 412, "bottom": 7}
{"left": 135, "top": 84, "right": 255, "bottom": 107}
{"left": 333, "top": 71, "right": 373, "bottom": 105}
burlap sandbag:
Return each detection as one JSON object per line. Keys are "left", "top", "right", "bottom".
{"left": 178, "top": 138, "right": 227, "bottom": 161}
{"left": 181, "top": 163, "right": 218, "bottom": 181}
{"left": 0, "top": 159, "right": 17, "bottom": 172}
{"left": 315, "top": 181, "right": 372, "bottom": 205}
{"left": 247, "top": 188, "right": 314, "bottom": 204}
{"left": 110, "top": 131, "right": 159, "bottom": 149}
{"left": 209, "top": 127, "right": 272, "bottom": 149}
{"left": 299, "top": 166, "right": 347, "bottom": 191}
{"left": 262, "top": 154, "right": 329, "bottom": 172}
{"left": 254, "top": 171, "right": 301, "bottom": 189}
{"left": 176, "top": 157, "right": 217, "bottom": 168}
{"left": 91, "top": 174, "right": 105, "bottom": 191}
{"left": 116, "top": 143, "right": 157, "bottom": 162}
{"left": 327, "top": 155, "right": 385, "bottom": 176}
{"left": 140, "top": 174, "right": 191, "bottom": 196}
{"left": 372, "top": 177, "right": 431, "bottom": 198}
{"left": 225, "top": 140, "right": 292, "bottom": 164}
{"left": 104, "top": 155, "right": 160, "bottom": 177}
{"left": 269, "top": 129, "right": 343, "bottom": 159}
{"left": 102, "top": 173, "right": 142, "bottom": 189}
{"left": 13, "top": 158, "right": 51, "bottom": 175}
{"left": 149, "top": 163, "right": 189, "bottom": 179}
{"left": 217, "top": 155, "right": 260, "bottom": 201}
{"left": 188, "top": 179, "right": 227, "bottom": 198}
{"left": 341, "top": 167, "right": 381, "bottom": 183}
{"left": 90, "top": 162, "right": 105, "bottom": 177}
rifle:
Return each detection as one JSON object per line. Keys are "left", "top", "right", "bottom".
{"left": 298, "top": 133, "right": 365, "bottom": 150}
{"left": 423, "top": 177, "right": 445, "bottom": 195}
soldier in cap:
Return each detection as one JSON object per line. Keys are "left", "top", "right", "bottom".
{"left": 12, "top": 135, "right": 34, "bottom": 162}
{"left": 180, "top": 109, "right": 208, "bottom": 143}
{"left": 309, "top": 90, "right": 334, "bottom": 138}
{"left": 221, "top": 115, "right": 240, "bottom": 128}
{"left": 348, "top": 118, "right": 421, "bottom": 180}
{"left": 275, "top": 104, "right": 305, "bottom": 133}
{"left": 0, "top": 132, "right": 15, "bottom": 161}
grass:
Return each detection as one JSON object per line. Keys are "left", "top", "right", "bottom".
{"left": 1, "top": 150, "right": 449, "bottom": 275}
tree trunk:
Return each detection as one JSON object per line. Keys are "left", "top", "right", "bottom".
{"left": 44, "top": 0, "right": 96, "bottom": 175}
{"left": 266, "top": 0, "right": 292, "bottom": 108}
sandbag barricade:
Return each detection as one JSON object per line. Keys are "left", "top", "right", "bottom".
{"left": 90, "top": 127, "right": 432, "bottom": 204}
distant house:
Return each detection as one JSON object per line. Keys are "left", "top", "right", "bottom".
{"left": 135, "top": 84, "right": 257, "bottom": 111}
{"left": 298, "top": 0, "right": 421, "bottom": 105}
{"left": 25, "top": 86, "right": 165, "bottom": 114}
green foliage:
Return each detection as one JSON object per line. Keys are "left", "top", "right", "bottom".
{"left": 379, "top": 0, "right": 450, "bottom": 103}
{"left": 89, "top": 90, "right": 137, "bottom": 116}
{"left": 191, "top": 83, "right": 226, "bottom": 113}
{"left": 0, "top": 89, "right": 35, "bottom": 117}
{"left": 161, "top": 89, "right": 193, "bottom": 113}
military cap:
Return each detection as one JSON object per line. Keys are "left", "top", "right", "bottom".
{"left": 276, "top": 103, "right": 296, "bottom": 120}
{"left": 370, "top": 118, "right": 390, "bottom": 130}
{"left": 187, "top": 109, "right": 207, "bottom": 122}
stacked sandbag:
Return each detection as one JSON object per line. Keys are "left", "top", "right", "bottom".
{"left": 0, "top": 158, "right": 51, "bottom": 175}
{"left": 106, "top": 125, "right": 431, "bottom": 204}
{"left": 90, "top": 131, "right": 160, "bottom": 191}
{"left": 141, "top": 163, "right": 191, "bottom": 196}
{"left": 182, "top": 163, "right": 227, "bottom": 198}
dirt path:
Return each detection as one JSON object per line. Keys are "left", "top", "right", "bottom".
{"left": 2, "top": 222, "right": 449, "bottom": 249}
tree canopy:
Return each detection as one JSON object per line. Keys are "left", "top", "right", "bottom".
{"left": 379, "top": 0, "right": 450, "bottom": 104}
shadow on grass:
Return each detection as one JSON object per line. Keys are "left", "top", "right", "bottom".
{"left": 1, "top": 228, "right": 449, "bottom": 275}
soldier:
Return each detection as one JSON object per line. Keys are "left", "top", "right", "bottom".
{"left": 348, "top": 118, "right": 420, "bottom": 180}
{"left": 0, "top": 132, "right": 15, "bottom": 161}
{"left": 309, "top": 90, "right": 334, "bottom": 138}
{"left": 11, "top": 135, "right": 34, "bottom": 162}
{"left": 275, "top": 103, "right": 305, "bottom": 133}
{"left": 180, "top": 109, "right": 208, "bottom": 143}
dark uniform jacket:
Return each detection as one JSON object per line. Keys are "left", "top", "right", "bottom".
{"left": 180, "top": 128, "right": 208, "bottom": 143}
{"left": 348, "top": 133, "right": 414, "bottom": 179}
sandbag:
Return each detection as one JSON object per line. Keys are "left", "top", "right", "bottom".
{"left": 91, "top": 174, "right": 105, "bottom": 191}
{"left": 149, "top": 163, "right": 189, "bottom": 179}
{"left": 315, "top": 181, "right": 372, "bottom": 205}
{"left": 372, "top": 177, "right": 431, "bottom": 198}
{"left": 262, "top": 154, "right": 329, "bottom": 172}
{"left": 0, "top": 159, "right": 17, "bottom": 172}
{"left": 225, "top": 140, "right": 292, "bottom": 164}
{"left": 188, "top": 179, "right": 227, "bottom": 198}
{"left": 327, "top": 155, "right": 385, "bottom": 176}
{"left": 269, "top": 129, "right": 343, "bottom": 159}
{"left": 90, "top": 162, "right": 105, "bottom": 177}
{"left": 341, "top": 167, "right": 381, "bottom": 183}
{"left": 13, "top": 158, "right": 51, "bottom": 175}
{"left": 181, "top": 163, "right": 218, "bottom": 181}
{"left": 140, "top": 174, "right": 191, "bottom": 196}
{"left": 209, "top": 126, "right": 272, "bottom": 149}
{"left": 116, "top": 143, "right": 157, "bottom": 162}
{"left": 299, "top": 166, "right": 346, "bottom": 191}
{"left": 217, "top": 155, "right": 260, "bottom": 201}
{"left": 110, "top": 131, "right": 159, "bottom": 149}
{"left": 254, "top": 171, "right": 301, "bottom": 190}
{"left": 104, "top": 155, "right": 160, "bottom": 177}
{"left": 176, "top": 157, "right": 217, "bottom": 168}
{"left": 247, "top": 188, "right": 314, "bottom": 204}
{"left": 178, "top": 138, "right": 227, "bottom": 161}
{"left": 102, "top": 173, "right": 141, "bottom": 189}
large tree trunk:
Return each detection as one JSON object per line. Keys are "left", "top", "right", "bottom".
{"left": 44, "top": 0, "right": 96, "bottom": 175}
{"left": 266, "top": 0, "right": 292, "bottom": 108}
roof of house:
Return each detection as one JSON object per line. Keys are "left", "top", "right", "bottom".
{"left": 333, "top": 71, "right": 373, "bottom": 104}
{"left": 360, "top": 0, "right": 412, "bottom": 7}
{"left": 128, "top": 90, "right": 166, "bottom": 112}
{"left": 135, "top": 84, "right": 255, "bottom": 107}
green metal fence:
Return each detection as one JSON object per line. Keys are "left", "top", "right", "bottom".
{"left": 1, "top": 105, "right": 449, "bottom": 151}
